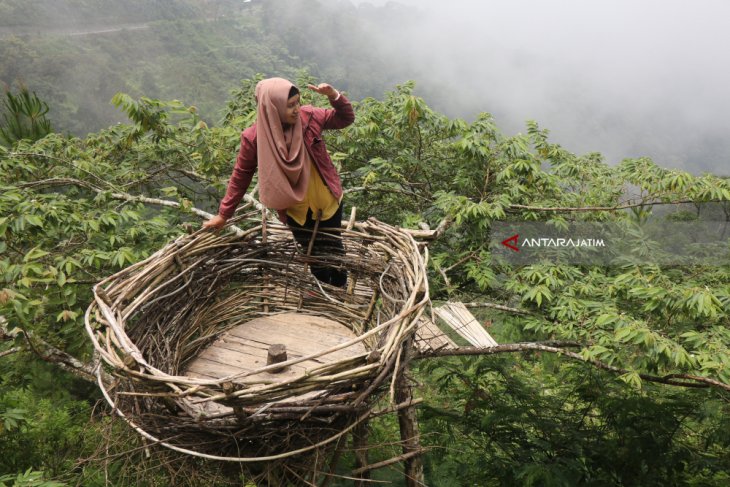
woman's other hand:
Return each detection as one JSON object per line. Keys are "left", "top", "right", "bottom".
{"left": 307, "top": 83, "right": 339, "bottom": 100}
{"left": 202, "top": 214, "right": 227, "bottom": 231}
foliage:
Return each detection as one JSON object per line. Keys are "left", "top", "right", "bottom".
{"left": 331, "top": 82, "right": 730, "bottom": 483}
{"left": 0, "top": 382, "right": 91, "bottom": 482}
{"left": 0, "top": 469, "right": 67, "bottom": 487}
{"left": 417, "top": 356, "right": 730, "bottom": 486}
{"left": 0, "top": 85, "right": 52, "bottom": 147}
{"left": 0, "top": 0, "right": 207, "bottom": 27}
{"left": 0, "top": 0, "right": 402, "bottom": 136}
{"left": 0, "top": 2, "right": 290, "bottom": 135}
{"left": 332, "top": 82, "right": 730, "bottom": 386}
{"left": 0, "top": 75, "right": 729, "bottom": 484}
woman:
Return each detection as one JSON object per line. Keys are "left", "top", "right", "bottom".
{"left": 203, "top": 78, "right": 355, "bottom": 287}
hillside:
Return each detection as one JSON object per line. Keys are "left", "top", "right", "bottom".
{"left": 0, "top": 0, "right": 211, "bottom": 27}
{"left": 0, "top": 0, "right": 401, "bottom": 135}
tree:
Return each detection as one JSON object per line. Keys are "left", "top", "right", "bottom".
{"left": 0, "top": 84, "right": 52, "bottom": 146}
{"left": 331, "top": 82, "right": 730, "bottom": 485}
{"left": 1, "top": 78, "right": 729, "bottom": 485}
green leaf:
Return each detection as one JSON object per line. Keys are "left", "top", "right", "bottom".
{"left": 25, "top": 214, "right": 43, "bottom": 227}
{"left": 595, "top": 313, "right": 618, "bottom": 327}
{"left": 618, "top": 371, "right": 642, "bottom": 390}
{"left": 23, "top": 247, "right": 49, "bottom": 262}
{"left": 56, "top": 310, "right": 78, "bottom": 322}
{"left": 614, "top": 326, "right": 636, "bottom": 343}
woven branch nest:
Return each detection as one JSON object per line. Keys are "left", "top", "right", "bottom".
{"left": 85, "top": 210, "right": 429, "bottom": 462}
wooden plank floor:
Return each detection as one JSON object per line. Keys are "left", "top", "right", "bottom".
{"left": 182, "top": 312, "right": 367, "bottom": 417}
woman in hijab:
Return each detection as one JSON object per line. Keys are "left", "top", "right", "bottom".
{"left": 203, "top": 78, "right": 355, "bottom": 287}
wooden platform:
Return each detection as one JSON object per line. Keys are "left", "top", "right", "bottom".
{"left": 183, "top": 312, "right": 367, "bottom": 416}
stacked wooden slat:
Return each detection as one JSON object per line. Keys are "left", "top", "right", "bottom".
{"left": 433, "top": 301, "right": 497, "bottom": 348}
{"left": 413, "top": 317, "right": 457, "bottom": 353}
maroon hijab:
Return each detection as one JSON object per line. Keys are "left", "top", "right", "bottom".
{"left": 254, "top": 78, "right": 310, "bottom": 210}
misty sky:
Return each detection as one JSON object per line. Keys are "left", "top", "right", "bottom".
{"left": 353, "top": 0, "right": 730, "bottom": 174}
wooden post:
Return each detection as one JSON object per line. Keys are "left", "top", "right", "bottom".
{"left": 222, "top": 381, "right": 246, "bottom": 422}
{"left": 261, "top": 210, "right": 270, "bottom": 313}
{"left": 394, "top": 367, "right": 425, "bottom": 486}
{"left": 346, "top": 206, "right": 358, "bottom": 299}
{"left": 352, "top": 421, "right": 371, "bottom": 487}
{"left": 267, "top": 344, "right": 288, "bottom": 373}
{"left": 319, "top": 437, "right": 347, "bottom": 487}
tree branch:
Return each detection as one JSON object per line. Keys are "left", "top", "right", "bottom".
{"left": 18, "top": 177, "right": 102, "bottom": 192}
{"left": 461, "top": 301, "right": 534, "bottom": 316}
{"left": 351, "top": 449, "right": 429, "bottom": 476}
{"left": 10, "top": 151, "right": 121, "bottom": 192}
{"left": 120, "top": 163, "right": 177, "bottom": 188}
{"left": 400, "top": 215, "right": 452, "bottom": 240}
{"left": 431, "top": 261, "right": 451, "bottom": 288}
{"left": 507, "top": 198, "right": 727, "bottom": 213}
{"left": 14, "top": 176, "right": 258, "bottom": 235}
{"left": 174, "top": 168, "right": 214, "bottom": 184}
{"left": 1, "top": 322, "right": 100, "bottom": 383}
{"left": 443, "top": 251, "right": 478, "bottom": 273}
{"left": 0, "top": 347, "right": 19, "bottom": 359}
{"left": 416, "top": 342, "right": 730, "bottom": 392}
{"left": 344, "top": 186, "right": 428, "bottom": 201}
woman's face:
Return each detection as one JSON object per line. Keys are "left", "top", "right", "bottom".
{"left": 281, "top": 93, "right": 300, "bottom": 126}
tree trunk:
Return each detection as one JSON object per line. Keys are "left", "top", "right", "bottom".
{"left": 395, "top": 369, "right": 425, "bottom": 486}
{"left": 352, "top": 421, "right": 371, "bottom": 486}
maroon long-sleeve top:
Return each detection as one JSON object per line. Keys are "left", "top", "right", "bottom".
{"left": 218, "top": 95, "right": 355, "bottom": 222}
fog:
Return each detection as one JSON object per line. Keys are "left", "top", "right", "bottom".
{"left": 3, "top": 0, "right": 728, "bottom": 174}
{"left": 352, "top": 0, "right": 730, "bottom": 173}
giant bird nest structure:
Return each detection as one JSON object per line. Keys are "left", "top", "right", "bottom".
{"left": 84, "top": 208, "right": 429, "bottom": 474}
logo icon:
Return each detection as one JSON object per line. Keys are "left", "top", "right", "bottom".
{"left": 501, "top": 234, "right": 520, "bottom": 252}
